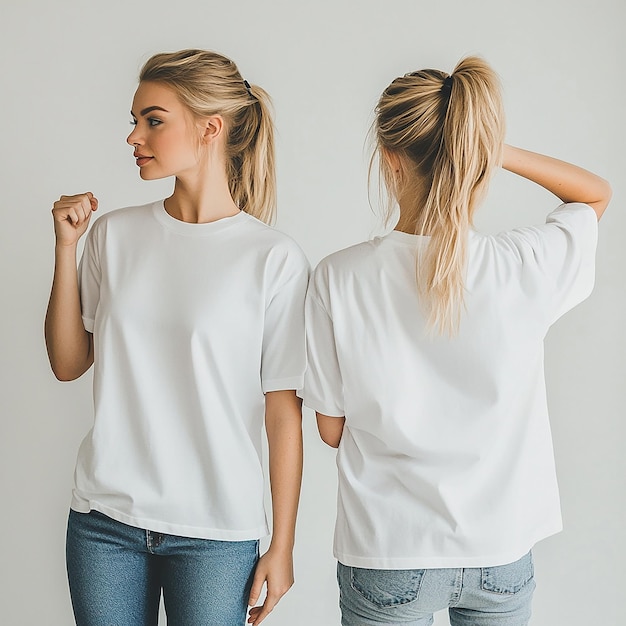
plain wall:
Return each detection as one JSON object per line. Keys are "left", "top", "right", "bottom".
{"left": 1, "top": 1, "right": 624, "bottom": 624}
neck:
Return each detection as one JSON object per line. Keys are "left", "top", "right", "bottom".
{"left": 165, "top": 158, "right": 240, "bottom": 224}
{"left": 391, "top": 169, "right": 433, "bottom": 234}
{"left": 394, "top": 190, "right": 430, "bottom": 235}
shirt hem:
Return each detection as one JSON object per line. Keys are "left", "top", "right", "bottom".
{"left": 262, "top": 375, "right": 305, "bottom": 393}
{"left": 70, "top": 497, "right": 269, "bottom": 541}
{"left": 299, "top": 392, "right": 344, "bottom": 417}
{"left": 82, "top": 316, "right": 94, "bottom": 333}
{"left": 334, "top": 524, "right": 563, "bottom": 569}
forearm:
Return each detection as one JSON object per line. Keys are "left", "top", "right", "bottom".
{"left": 265, "top": 391, "right": 303, "bottom": 552}
{"left": 502, "top": 144, "right": 612, "bottom": 219}
{"left": 45, "top": 244, "right": 93, "bottom": 380}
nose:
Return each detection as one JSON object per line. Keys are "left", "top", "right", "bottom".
{"left": 126, "top": 125, "right": 142, "bottom": 147}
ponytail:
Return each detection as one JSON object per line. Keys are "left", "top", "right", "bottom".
{"left": 374, "top": 56, "right": 505, "bottom": 335}
{"left": 226, "top": 83, "right": 276, "bottom": 224}
{"left": 140, "top": 49, "right": 277, "bottom": 224}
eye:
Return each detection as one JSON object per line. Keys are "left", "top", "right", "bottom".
{"left": 129, "top": 118, "right": 137, "bottom": 126}
{"left": 148, "top": 117, "right": 162, "bottom": 127}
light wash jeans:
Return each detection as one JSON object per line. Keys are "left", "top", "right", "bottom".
{"left": 337, "top": 552, "right": 535, "bottom": 626}
{"left": 66, "top": 509, "right": 258, "bottom": 626}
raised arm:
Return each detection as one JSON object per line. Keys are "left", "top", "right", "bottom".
{"left": 502, "top": 145, "right": 612, "bottom": 220}
{"left": 44, "top": 193, "right": 97, "bottom": 381}
{"left": 247, "top": 389, "right": 303, "bottom": 625}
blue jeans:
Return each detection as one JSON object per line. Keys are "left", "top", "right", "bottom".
{"left": 66, "top": 509, "right": 259, "bottom": 626}
{"left": 337, "top": 552, "right": 535, "bottom": 626}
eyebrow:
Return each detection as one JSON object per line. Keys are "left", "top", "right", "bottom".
{"left": 130, "top": 105, "right": 170, "bottom": 117}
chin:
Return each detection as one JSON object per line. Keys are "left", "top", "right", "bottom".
{"left": 139, "top": 169, "right": 162, "bottom": 181}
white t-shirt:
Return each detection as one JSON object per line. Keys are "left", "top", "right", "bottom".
{"left": 302, "top": 203, "right": 598, "bottom": 569}
{"left": 73, "top": 200, "right": 309, "bottom": 540}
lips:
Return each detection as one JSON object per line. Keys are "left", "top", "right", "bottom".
{"left": 134, "top": 152, "right": 153, "bottom": 167}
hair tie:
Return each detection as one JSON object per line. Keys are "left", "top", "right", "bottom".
{"left": 243, "top": 79, "right": 253, "bottom": 97}
{"left": 441, "top": 75, "right": 453, "bottom": 97}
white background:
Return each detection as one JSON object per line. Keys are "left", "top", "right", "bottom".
{"left": 1, "top": 1, "right": 624, "bottom": 624}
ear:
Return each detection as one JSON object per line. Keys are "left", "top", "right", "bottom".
{"left": 382, "top": 148, "right": 402, "bottom": 174}
{"left": 200, "top": 115, "right": 225, "bottom": 145}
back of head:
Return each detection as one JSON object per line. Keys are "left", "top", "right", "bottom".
{"left": 140, "top": 49, "right": 276, "bottom": 224}
{"left": 374, "top": 55, "right": 505, "bottom": 335}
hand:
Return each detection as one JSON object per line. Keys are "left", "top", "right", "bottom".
{"left": 247, "top": 546, "right": 294, "bottom": 625}
{"left": 52, "top": 192, "right": 98, "bottom": 247}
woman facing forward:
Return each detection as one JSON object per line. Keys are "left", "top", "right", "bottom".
{"left": 45, "top": 49, "right": 308, "bottom": 626}
{"left": 302, "top": 56, "right": 610, "bottom": 625}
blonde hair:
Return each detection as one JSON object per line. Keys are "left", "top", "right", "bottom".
{"left": 140, "top": 49, "right": 276, "bottom": 224}
{"left": 374, "top": 56, "right": 505, "bottom": 335}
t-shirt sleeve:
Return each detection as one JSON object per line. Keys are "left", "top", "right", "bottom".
{"left": 260, "top": 247, "right": 310, "bottom": 393}
{"left": 503, "top": 202, "right": 598, "bottom": 325}
{"left": 300, "top": 269, "right": 345, "bottom": 417}
{"left": 77, "top": 224, "right": 101, "bottom": 333}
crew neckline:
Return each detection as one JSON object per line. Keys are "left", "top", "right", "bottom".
{"left": 152, "top": 199, "right": 247, "bottom": 236}
{"left": 385, "top": 229, "right": 430, "bottom": 245}
{"left": 382, "top": 228, "right": 478, "bottom": 246}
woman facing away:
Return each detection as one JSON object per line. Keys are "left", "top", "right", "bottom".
{"left": 301, "top": 56, "right": 611, "bottom": 626}
{"left": 45, "top": 49, "right": 308, "bottom": 626}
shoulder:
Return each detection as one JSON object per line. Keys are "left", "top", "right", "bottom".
{"left": 473, "top": 203, "right": 598, "bottom": 264}
{"left": 314, "top": 240, "right": 377, "bottom": 275}
{"left": 500, "top": 202, "right": 596, "bottom": 243}
{"left": 308, "top": 240, "right": 378, "bottom": 301}
{"left": 312, "top": 240, "right": 378, "bottom": 285}
{"left": 544, "top": 202, "right": 598, "bottom": 230}
{"left": 88, "top": 201, "right": 156, "bottom": 238}
{"left": 240, "top": 213, "right": 310, "bottom": 270}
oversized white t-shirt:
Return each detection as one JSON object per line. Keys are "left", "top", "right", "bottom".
{"left": 73, "top": 200, "right": 309, "bottom": 540}
{"left": 302, "top": 203, "right": 598, "bottom": 568}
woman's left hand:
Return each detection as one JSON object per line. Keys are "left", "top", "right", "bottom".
{"left": 247, "top": 545, "right": 294, "bottom": 625}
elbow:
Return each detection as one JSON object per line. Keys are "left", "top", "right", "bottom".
{"left": 320, "top": 433, "right": 341, "bottom": 448}
{"left": 45, "top": 333, "right": 94, "bottom": 381}
{"left": 316, "top": 413, "right": 345, "bottom": 448}
{"left": 51, "top": 365, "right": 83, "bottom": 382}
{"left": 48, "top": 355, "right": 92, "bottom": 381}
{"left": 592, "top": 178, "right": 613, "bottom": 220}
{"left": 603, "top": 179, "right": 613, "bottom": 206}
{"left": 597, "top": 177, "right": 613, "bottom": 206}
{"left": 53, "top": 370, "right": 72, "bottom": 382}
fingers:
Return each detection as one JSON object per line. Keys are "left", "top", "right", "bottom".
{"left": 85, "top": 191, "right": 99, "bottom": 212}
{"left": 247, "top": 550, "right": 294, "bottom": 624}
{"left": 57, "top": 192, "right": 98, "bottom": 210}
{"left": 247, "top": 570, "right": 264, "bottom": 608}
{"left": 52, "top": 192, "right": 98, "bottom": 245}
{"left": 247, "top": 568, "right": 272, "bottom": 625}
{"left": 247, "top": 572, "right": 293, "bottom": 624}
{"left": 247, "top": 593, "right": 280, "bottom": 625}
{"left": 53, "top": 193, "right": 97, "bottom": 225}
